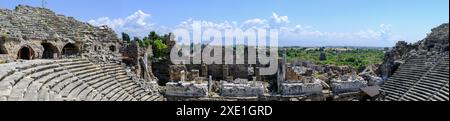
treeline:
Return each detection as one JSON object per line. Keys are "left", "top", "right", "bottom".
{"left": 121, "top": 31, "right": 170, "bottom": 59}
{"left": 283, "top": 48, "right": 384, "bottom": 69}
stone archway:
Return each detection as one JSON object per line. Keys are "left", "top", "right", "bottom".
{"left": 109, "top": 45, "right": 116, "bottom": 52}
{"left": 62, "top": 43, "right": 79, "bottom": 57}
{"left": 42, "top": 43, "right": 59, "bottom": 59}
{"left": 17, "top": 46, "right": 34, "bottom": 60}
{"left": 0, "top": 44, "right": 7, "bottom": 54}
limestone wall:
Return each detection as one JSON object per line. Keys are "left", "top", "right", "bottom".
{"left": 165, "top": 82, "right": 208, "bottom": 97}
{"left": 219, "top": 81, "right": 264, "bottom": 97}
{"left": 280, "top": 81, "right": 323, "bottom": 96}
{"left": 0, "top": 5, "right": 121, "bottom": 60}
{"left": 331, "top": 80, "right": 367, "bottom": 94}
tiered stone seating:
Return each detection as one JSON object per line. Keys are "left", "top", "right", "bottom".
{"left": 0, "top": 60, "right": 67, "bottom": 101}
{"left": 400, "top": 56, "right": 449, "bottom": 101}
{"left": 99, "top": 63, "right": 161, "bottom": 101}
{"left": 381, "top": 56, "right": 431, "bottom": 101}
{"left": 381, "top": 56, "right": 449, "bottom": 101}
{"left": 0, "top": 58, "right": 162, "bottom": 101}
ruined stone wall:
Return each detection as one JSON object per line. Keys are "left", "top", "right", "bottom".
{"left": 280, "top": 81, "right": 323, "bottom": 96}
{"left": 380, "top": 23, "right": 449, "bottom": 78}
{"left": 331, "top": 79, "right": 367, "bottom": 94}
{"left": 0, "top": 5, "right": 121, "bottom": 61}
{"left": 165, "top": 82, "right": 208, "bottom": 97}
{"left": 219, "top": 81, "right": 265, "bottom": 97}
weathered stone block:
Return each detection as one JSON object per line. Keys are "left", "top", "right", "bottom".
{"left": 165, "top": 82, "right": 208, "bottom": 97}
{"left": 219, "top": 81, "right": 264, "bottom": 97}
{"left": 281, "top": 80, "right": 323, "bottom": 96}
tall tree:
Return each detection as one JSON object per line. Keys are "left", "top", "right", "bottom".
{"left": 122, "top": 32, "right": 131, "bottom": 43}
{"left": 148, "top": 31, "right": 159, "bottom": 42}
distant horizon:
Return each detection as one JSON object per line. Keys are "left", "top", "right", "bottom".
{"left": 1, "top": 0, "right": 448, "bottom": 47}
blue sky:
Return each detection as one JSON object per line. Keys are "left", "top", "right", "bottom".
{"left": 1, "top": 0, "right": 448, "bottom": 47}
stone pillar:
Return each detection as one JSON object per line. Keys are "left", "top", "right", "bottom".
{"left": 208, "top": 75, "right": 212, "bottom": 92}
{"left": 255, "top": 67, "right": 261, "bottom": 81}
{"left": 222, "top": 64, "right": 229, "bottom": 80}
{"left": 53, "top": 53, "right": 58, "bottom": 59}
{"left": 180, "top": 70, "right": 186, "bottom": 82}
{"left": 282, "top": 48, "right": 287, "bottom": 81}
{"left": 201, "top": 64, "right": 208, "bottom": 78}
{"left": 277, "top": 48, "right": 287, "bottom": 93}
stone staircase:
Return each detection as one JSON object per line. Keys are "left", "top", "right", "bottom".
{"left": 381, "top": 55, "right": 449, "bottom": 101}
{"left": 0, "top": 58, "right": 162, "bottom": 101}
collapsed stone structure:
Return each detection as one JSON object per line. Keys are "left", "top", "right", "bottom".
{"left": 379, "top": 23, "right": 449, "bottom": 101}
{"left": 0, "top": 5, "right": 161, "bottom": 101}
{"left": 277, "top": 49, "right": 324, "bottom": 98}
{"left": 330, "top": 75, "right": 367, "bottom": 94}
{"left": 165, "top": 65, "right": 210, "bottom": 100}
{"left": 165, "top": 64, "right": 266, "bottom": 100}
{"left": 220, "top": 78, "right": 265, "bottom": 97}
{"left": 0, "top": 5, "right": 120, "bottom": 61}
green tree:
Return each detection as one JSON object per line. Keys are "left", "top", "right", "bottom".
{"left": 149, "top": 31, "right": 159, "bottom": 42}
{"left": 122, "top": 32, "right": 131, "bottom": 43}
{"left": 153, "top": 39, "right": 168, "bottom": 58}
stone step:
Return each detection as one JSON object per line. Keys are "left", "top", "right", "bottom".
{"left": 92, "top": 79, "right": 117, "bottom": 100}
{"left": 24, "top": 70, "right": 70, "bottom": 101}
{"left": 66, "top": 83, "right": 90, "bottom": 100}
{"left": 7, "top": 77, "right": 34, "bottom": 101}
{"left": 58, "top": 78, "right": 82, "bottom": 97}
{"left": 86, "top": 89, "right": 100, "bottom": 101}
{"left": 43, "top": 71, "right": 73, "bottom": 91}
{"left": 0, "top": 72, "right": 25, "bottom": 99}
{"left": 423, "top": 73, "right": 449, "bottom": 81}
{"left": 383, "top": 80, "right": 412, "bottom": 91}
{"left": 421, "top": 76, "right": 448, "bottom": 84}
{"left": 124, "top": 94, "right": 134, "bottom": 101}
{"left": 385, "top": 95, "right": 400, "bottom": 101}
{"left": 98, "top": 83, "right": 121, "bottom": 100}
{"left": 431, "top": 92, "right": 448, "bottom": 101}
{"left": 134, "top": 89, "right": 147, "bottom": 99}
{"left": 74, "top": 68, "right": 100, "bottom": 78}
{"left": 393, "top": 72, "right": 424, "bottom": 78}
{"left": 69, "top": 66, "right": 97, "bottom": 75}
{"left": 382, "top": 87, "right": 406, "bottom": 97}
{"left": 51, "top": 76, "right": 78, "bottom": 93}
{"left": 401, "top": 94, "right": 421, "bottom": 101}
{"left": 416, "top": 80, "right": 445, "bottom": 90}
{"left": 148, "top": 95, "right": 162, "bottom": 101}
{"left": 110, "top": 90, "right": 127, "bottom": 101}
{"left": 90, "top": 77, "right": 114, "bottom": 89}
{"left": 124, "top": 84, "right": 139, "bottom": 92}
{"left": 76, "top": 86, "right": 94, "bottom": 101}
{"left": 390, "top": 76, "right": 420, "bottom": 82}
{"left": 9, "top": 68, "right": 62, "bottom": 101}
{"left": 85, "top": 73, "right": 111, "bottom": 86}
{"left": 83, "top": 72, "right": 107, "bottom": 82}
{"left": 15, "top": 61, "right": 54, "bottom": 71}
{"left": 404, "top": 89, "right": 432, "bottom": 101}
{"left": 105, "top": 86, "right": 124, "bottom": 101}
{"left": 60, "top": 62, "right": 91, "bottom": 70}
{"left": 37, "top": 88, "right": 50, "bottom": 101}
{"left": 116, "top": 92, "right": 130, "bottom": 101}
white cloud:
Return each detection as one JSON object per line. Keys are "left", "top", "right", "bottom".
{"left": 88, "top": 10, "right": 157, "bottom": 37}
{"left": 269, "top": 12, "right": 289, "bottom": 28}
{"left": 88, "top": 11, "right": 400, "bottom": 47}
{"left": 270, "top": 12, "right": 289, "bottom": 24}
